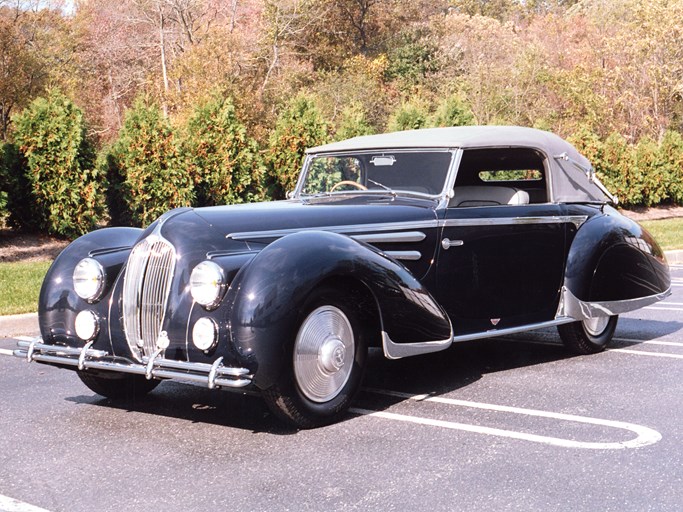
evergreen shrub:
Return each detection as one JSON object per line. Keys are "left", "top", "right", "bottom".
{"left": 183, "top": 96, "right": 264, "bottom": 207}
{"left": 106, "top": 99, "right": 193, "bottom": 227}
{"left": 12, "top": 90, "right": 103, "bottom": 237}
{"left": 267, "top": 94, "right": 330, "bottom": 199}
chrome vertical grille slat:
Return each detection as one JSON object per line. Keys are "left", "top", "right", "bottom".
{"left": 122, "top": 236, "right": 176, "bottom": 361}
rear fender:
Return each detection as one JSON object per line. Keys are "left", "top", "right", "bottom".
{"left": 561, "top": 207, "right": 670, "bottom": 319}
{"left": 225, "top": 231, "right": 452, "bottom": 389}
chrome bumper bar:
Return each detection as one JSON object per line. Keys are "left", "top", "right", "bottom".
{"left": 13, "top": 338, "right": 252, "bottom": 389}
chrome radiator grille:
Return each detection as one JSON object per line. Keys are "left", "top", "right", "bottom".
{"left": 122, "top": 236, "right": 176, "bottom": 360}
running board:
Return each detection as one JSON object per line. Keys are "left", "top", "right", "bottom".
{"left": 451, "top": 318, "right": 575, "bottom": 344}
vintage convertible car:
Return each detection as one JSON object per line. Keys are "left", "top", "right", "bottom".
{"left": 14, "top": 126, "right": 671, "bottom": 428}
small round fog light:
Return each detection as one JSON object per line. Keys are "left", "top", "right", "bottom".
{"left": 75, "top": 310, "right": 99, "bottom": 341}
{"left": 192, "top": 317, "right": 218, "bottom": 351}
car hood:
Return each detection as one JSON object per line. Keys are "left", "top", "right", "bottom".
{"left": 189, "top": 195, "right": 440, "bottom": 242}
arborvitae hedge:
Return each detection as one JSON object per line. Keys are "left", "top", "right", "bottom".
{"left": 266, "top": 94, "right": 330, "bottom": 199}
{"left": 11, "top": 90, "right": 104, "bottom": 237}
{"left": 106, "top": 99, "right": 194, "bottom": 227}
{"left": 386, "top": 99, "right": 429, "bottom": 132}
{"left": 183, "top": 96, "right": 264, "bottom": 206}
{"left": 571, "top": 129, "right": 683, "bottom": 207}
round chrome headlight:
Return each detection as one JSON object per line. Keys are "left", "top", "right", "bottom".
{"left": 75, "top": 310, "right": 99, "bottom": 341}
{"left": 192, "top": 317, "right": 219, "bottom": 351}
{"left": 73, "top": 258, "right": 105, "bottom": 302}
{"left": 190, "top": 261, "right": 226, "bottom": 308}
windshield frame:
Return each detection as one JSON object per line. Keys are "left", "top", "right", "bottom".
{"left": 294, "top": 148, "right": 459, "bottom": 201}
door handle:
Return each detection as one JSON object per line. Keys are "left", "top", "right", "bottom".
{"left": 441, "top": 238, "right": 464, "bottom": 250}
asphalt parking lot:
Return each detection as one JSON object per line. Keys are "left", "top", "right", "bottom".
{"left": 1, "top": 265, "right": 682, "bottom": 512}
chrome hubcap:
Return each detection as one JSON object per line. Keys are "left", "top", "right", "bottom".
{"left": 583, "top": 316, "right": 609, "bottom": 336}
{"left": 294, "top": 305, "right": 354, "bottom": 403}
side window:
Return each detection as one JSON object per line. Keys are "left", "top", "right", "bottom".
{"left": 450, "top": 148, "right": 549, "bottom": 207}
{"left": 479, "top": 169, "right": 543, "bottom": 182}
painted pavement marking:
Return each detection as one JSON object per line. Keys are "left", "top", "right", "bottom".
{"left": 352, "top": 388, "right": 661, "bottom": 450}
{"left": 608, "top": 349, "right": 683, "bottom": 360}
{"left": 0, "top": 495, "right": 52, "bottom": 512}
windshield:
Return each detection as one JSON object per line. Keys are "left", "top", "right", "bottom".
{"left": 299, "top": 150, "right": 454, "bottom": 197}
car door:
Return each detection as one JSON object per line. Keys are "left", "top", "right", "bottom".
{"left": 434, "top": 202, "right": 569, "bottom": 336}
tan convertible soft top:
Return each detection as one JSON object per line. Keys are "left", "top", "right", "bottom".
{"left": 307, "top": 126, "right": 612, "bottom": 204}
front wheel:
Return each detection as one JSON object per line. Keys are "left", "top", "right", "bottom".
{"left": 558, "top": 315, "right": 618, "bottom": 354}
{"left": 263, "top": 287, "right": 368, "bottom": 428}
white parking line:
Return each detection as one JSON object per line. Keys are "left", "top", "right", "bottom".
{"left": 354, "top": 388, "right": 661, "bottom": 450}
{"left": 613, "top": 337, "right": 683, "bottom": 347}
{"left": 644, "top": 306, "right": 683, "bottom": 312}
{"left": 609, "top": 349, "right": 683, "bottom": 360}
{"left": 0, "top": 348, "right": 14, "bottom": 356}
{"left": 0, "top": 495, "right": 52, "bottom": 512}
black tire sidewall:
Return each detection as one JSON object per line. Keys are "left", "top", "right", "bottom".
{"left": 278, "top": 286, "right": 368, "bottom": 422}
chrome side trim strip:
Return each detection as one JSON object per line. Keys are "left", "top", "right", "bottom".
{"left": 382, "top": 331, "right": 452, "bottom": 360}
{"left": 441, "top": 215, "right": 588, "bottom": 229}
{"left": 557, "top": 286, "right": 672, "bottom": 321}
{"left": 352, "top": 231, "right": 426, "bottom": 243}
{"left": 451, "top": 319, "right": 575, "bottom": 343}
{"left": 227, "top": 215, "right": 587, "bottom": 243}
{"left": 384, "top": 250, "right": 422, "bottom": 261}
{"left": 227, "top": 220, "right": 438, "bottom": 241}
{"left": 15, "top": 340, "right": 252, "bottom": 389}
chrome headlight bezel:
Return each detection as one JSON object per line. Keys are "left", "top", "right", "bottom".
{"left": 73, "top": 257, "right": 106, "bottom": 302}
{"left": 190, "top": 260, "right": 226, "bottom": 309}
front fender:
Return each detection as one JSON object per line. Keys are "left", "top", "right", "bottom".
{"left": 38, "top": 227, "right": 143, "bottom": 346}
{"left": 226, "top": 230, "right": 452, "bottom": 389}
{"left": 564, "top": 207, "right": 670, "bottom": 303}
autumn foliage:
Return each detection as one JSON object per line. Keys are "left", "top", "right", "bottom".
{"left": 2, "top": 0, "right": 683, "bottom": 234}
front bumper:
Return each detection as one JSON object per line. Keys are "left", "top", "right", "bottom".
{"left": 13, "top": 338, "right": 252, "bottom": 390}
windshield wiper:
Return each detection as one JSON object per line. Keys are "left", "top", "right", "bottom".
{"left": 367, "top": 179, "right": 395, "bottom": 195}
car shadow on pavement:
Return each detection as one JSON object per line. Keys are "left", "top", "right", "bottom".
{"left": 361, "top": 335, "right": 571, "bottom": 397}
{"left": 64, "top": 334, "right": 575, "bottom": 434}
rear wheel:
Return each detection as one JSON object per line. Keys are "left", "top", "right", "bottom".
{"left": 78, "top": 370, "right": 160, "bottom": 400}
{"left": 558, "top": 315, "right": 618, "bottom": 354}
{"left": 263, "top": 287, "right": 368, "bottom": 428}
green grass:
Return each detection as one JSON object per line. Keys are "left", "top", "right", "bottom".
{"left": 0, "top": 260, "right": 52, "bottom": 315}
{"left": 640, "top": 218, "right": 683, "bottom": 251}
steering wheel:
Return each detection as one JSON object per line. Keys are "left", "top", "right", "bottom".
{"left": 330, "top": 180, "right": 368, "bottom": 192}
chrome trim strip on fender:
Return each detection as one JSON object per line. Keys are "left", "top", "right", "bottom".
{"left": 382, "top": 331, "right": 452, "bottom": 360}
{"left": 14, "top": 339, "right": 252, "bottom": 389}
{"left": 384, "top": 250, "right": 422, "bottom": 261}
{"left": 557, "top": 286, "right": 672, "bottom": 321}
{"left": 227, "top": 220, "right": 439, "bottom": 241}
{"left": 352, "top": 231, "right": 426, "bottom": 243}
{"left": 441, "top": 215, "right": 588, "bottom": 229}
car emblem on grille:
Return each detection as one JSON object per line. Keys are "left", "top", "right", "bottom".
{"left": 490, "top": 318, "right": 500, "bottom": 326}
{"left": 157, "top": 331, "right": 170, "bottom": 349}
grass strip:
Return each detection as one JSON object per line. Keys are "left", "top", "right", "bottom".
{"left": 640, "top": 218, "right": 683, "bottom": 251}
{"left": 0, "top": 260, "right": 51, "bottom": 315}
